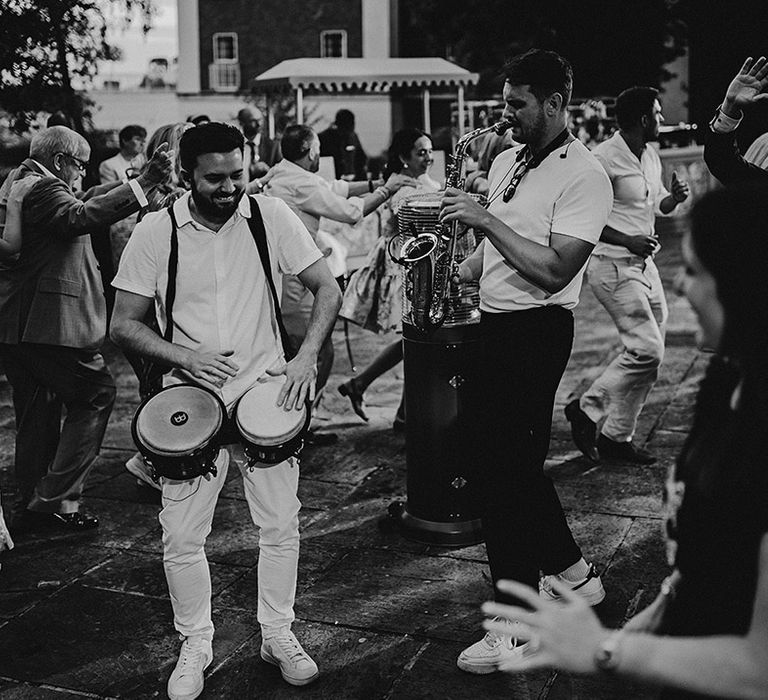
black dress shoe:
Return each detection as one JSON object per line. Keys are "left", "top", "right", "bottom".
{"left": 306, "top": 430, "right": 338, "bottom": 447}
{"left": 597, "top": 435, "right": 657, "bottom": 465}
{"left": 338, "top": 380, "right": 368, "bottom": 421}
{"left": 564, "top": 399, "right": 600, "bottom": 463}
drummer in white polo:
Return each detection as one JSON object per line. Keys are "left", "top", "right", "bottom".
{"left": 110, "top": 121, "right": 341, "bottom": 700}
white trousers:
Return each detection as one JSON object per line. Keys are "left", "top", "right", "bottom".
{"left": 581, "top": 254, "right": 668, "bottom": 442}
{"left": 159, "top": 448, "right": 300, "bottom": 641}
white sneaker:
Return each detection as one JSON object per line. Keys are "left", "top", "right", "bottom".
{"left": 167, "top": 635, "right": 212, "bottom": 700}
{"left": 457, "top": 618, "right": 527, "bottom": 674}
{"left": 261, "top": 628, "right": 319, "bottom": 686}
{"left": 539, "top": 562, "right": 605, "bottom": 606}
{"left": 125, "top": 453, "right": 162, "bottom": 491}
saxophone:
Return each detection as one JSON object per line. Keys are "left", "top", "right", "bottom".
{"left": 395, "top": 119, "right": 512, "bottom": 332}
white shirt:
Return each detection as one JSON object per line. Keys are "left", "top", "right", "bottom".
{"left": 99, "top": 152, "right": 146, "bottom": 184}
{"left": 265, "top": 159, "right": 365, "bottom": 239}
{"left": 591, "top": 131, "right": 670, "bottom": 257}
{"left": 481, "top": 139, "right": 612, "bottom": 312}
{"left": 112, "top": 191, "right": 322, "bottom": 407}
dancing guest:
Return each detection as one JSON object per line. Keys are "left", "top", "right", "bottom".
{"left": 439, "top": 49, "right": 613, "bottom": 673}
{"left": 98, "top": 124, "right": 148, "bottom": 289}
{"left": 237, "top": 107, "right": 280, "bottom": 182}
{"left": 110, "top": 122, "right": 341, "bottom": 698}
{"left": 705, "top": 55, "right": 768, "bottom": 185}
{"left": 481, "top": 184, "right": 768, "bottom": 700}
{"left": 0, "top": 176, "right": 39, "bottom": 258}
{"left": 0, "top": 125, "right": 172, "bottom": 534}
{"left": 265, "top": 124, "right": 415, "bottom": 443}
{"left": 337, "top": 127, "right": 440, "bottom": 427}
{"left": 565, "top": 86, "right": 689, "bottom": 465}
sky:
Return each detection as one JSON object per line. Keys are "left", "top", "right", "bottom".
{"left": 97, "top": 0, "right": 178, "bottom": 85}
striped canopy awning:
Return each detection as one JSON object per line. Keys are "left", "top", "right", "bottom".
{"left": 252, "top": 57, "right": 479, "bottom": 93}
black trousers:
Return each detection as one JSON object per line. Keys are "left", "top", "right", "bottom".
{"left": 474, "top": 307, "right": 582, "bottom": 604}
{"left": 0, "top": 343, "right": 116, "bottom": 515}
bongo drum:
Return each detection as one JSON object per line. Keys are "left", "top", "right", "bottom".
{"left": 131, "top": 384, "right": 226, "bottom": 480}
{"left": 234, "top": 378, "right": 310, "bottom": 468}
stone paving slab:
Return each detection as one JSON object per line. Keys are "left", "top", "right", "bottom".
{"left": 0, "top": 222, "right": 701, "bottom": 698}
{"left": 203, "top": 621, "right": 424, "bottom": 699}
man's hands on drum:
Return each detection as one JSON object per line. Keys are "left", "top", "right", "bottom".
{"left": 266, "top": 354, "right": 317, "bottom": 412}
{"left": 183, "top": 349, "right": 239, "bottom": 388}
{"left": 439, "top": 187, "right": 489, "bottom": 229}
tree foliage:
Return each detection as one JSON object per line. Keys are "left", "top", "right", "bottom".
{"left": 399, "top": 0, "right": 688, "bottom": 99}
{"left": 0, "top": 0, "right": 157, "bottom": 133}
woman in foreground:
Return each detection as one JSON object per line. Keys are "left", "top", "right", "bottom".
{"left": 483, "top": 184, "right": 768, "bottom": 699}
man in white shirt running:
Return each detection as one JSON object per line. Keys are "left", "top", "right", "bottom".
{"left": 565, "top": 87, "right": 689, "bottom": 465}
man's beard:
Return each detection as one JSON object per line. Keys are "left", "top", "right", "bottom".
{"left": 190, "top": 181, "right": 243, "bottom": 222}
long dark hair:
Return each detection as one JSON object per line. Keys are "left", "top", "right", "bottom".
{"left": 384, "top": 128, "right": 430, "bottom": 177}
{"left": 680, "top": 184, "right": 768, "bottom": 491}
{"left": 689, "top": 184, "right": 768, "bottom": 377}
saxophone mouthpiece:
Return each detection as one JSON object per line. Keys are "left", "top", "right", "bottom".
{"left": 494, "top": 120, "right": 513, "bottom": 135}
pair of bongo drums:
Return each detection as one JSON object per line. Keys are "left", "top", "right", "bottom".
{"left": 131, "top": 378, "right": 310, "bottom": 481}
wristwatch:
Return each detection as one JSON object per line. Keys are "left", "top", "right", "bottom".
{"left": 594, "top": 631, "right": 623, "bottom": 672}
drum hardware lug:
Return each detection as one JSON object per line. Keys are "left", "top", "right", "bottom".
{"left": 448, "top": 374, "right": 465, "bottom": 389}
{"left": 451, "top": 476, "right": 467, "bottom": 489}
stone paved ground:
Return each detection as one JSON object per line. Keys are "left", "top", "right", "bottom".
{"left": 0, "top": 219, "right": 703, "bottom": 699}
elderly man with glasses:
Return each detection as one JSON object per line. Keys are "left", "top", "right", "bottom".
{"left": 0, "top": 125, "right": 172, "bottom": 534}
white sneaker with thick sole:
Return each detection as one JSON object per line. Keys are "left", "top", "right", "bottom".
{"left": 539, "top": 562, "right": 605, "bottom": 606}
{"left": 261, "top": 628, "right": 319, "bottom": 686}
{"left": 125, "top": 453, "right": 162, "bottom": 491}
{"left": 457, "top": 619, "right": 527, "bottom": 674}
{"left": 167, "top": 635, "right": 212, "bottom": 700}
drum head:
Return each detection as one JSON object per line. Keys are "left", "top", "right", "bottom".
{"left": 135, "top": 385, "right": 224, "bottom": 457}
{"left": 236, "top": 379, "right": 307, "bottom": 446}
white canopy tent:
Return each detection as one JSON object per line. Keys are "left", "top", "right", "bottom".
{"left": 252, "top": 57, "right": 479, "bottom": 138}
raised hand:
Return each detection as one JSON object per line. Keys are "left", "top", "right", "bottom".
{"left": 384, "top": 172, "right": 418, "bottom": 194}
{"left": 722, "top": 56, "right": 768, "bottom": 117}
{"left": 139, "top": 142, "right": 175, "bottom": 187}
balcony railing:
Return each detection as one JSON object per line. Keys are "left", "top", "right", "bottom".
{"left": 208, "top": 63, "right": 241, "bottom": 92}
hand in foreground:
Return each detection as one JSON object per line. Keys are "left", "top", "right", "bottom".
{"left": 183, "top": 349, "right": 239, "bottom": 388}
{"left": 481, "top": 578, "right": 608, "bottom": 673}
{"left": 265, "top": 351, "right": 318, "bottom": 411}
{"left": 439, "top": 187, "right": 488, "bottom": 229}
{"left": 722, "top": 56, "right": 768, "bottom": 117}
{"left": 383, "top": 172, "right": 418, "bottom": 194}
{"left": 626, "top": 234, "right": 659, "bottom": 258}
{"left": 140, "top": 142, "right": 175, "bottom": 187}
{"left": 670, "top": 171, "right": 689, "bottom": 204}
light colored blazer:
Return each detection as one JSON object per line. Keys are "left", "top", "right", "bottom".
{"left": 0, "top": 159, "right": 143, "bottom": 350}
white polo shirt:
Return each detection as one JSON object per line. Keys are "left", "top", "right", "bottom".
{"left": 591, "top": 131, "right": 670, "bottom": 257}
{"left": 480, "top": 139, "right": 612, "bottom": 312}
{"left": 112, "top": 191, "right": 322, "bottom": 407}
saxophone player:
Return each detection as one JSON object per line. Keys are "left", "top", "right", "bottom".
{"left": 439, "top": 49, "right": 613, "bottom": 674}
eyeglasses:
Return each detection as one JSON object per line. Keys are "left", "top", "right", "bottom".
{"left": 56, "top": 152, "right": 88, "bottom": 173}
{"left": 502, "top": 158, "right": 531, "bottom": 203}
